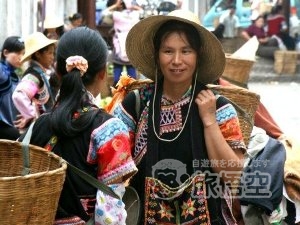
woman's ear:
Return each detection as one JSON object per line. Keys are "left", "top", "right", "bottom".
{"left": 97, "top": 68, "right": 107, "bottom": 80}
{"left": 2, "top": 49, "right": 9, "bottom": 57}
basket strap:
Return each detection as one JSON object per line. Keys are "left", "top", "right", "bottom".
{"left": 66, "top": 162, "right": 120, "bottom": 199}
{"left": 21, "top": 121, "right": 36, "bottom": 175}
{"left": 45, "top": 135, "right": 120, "bottom": 200}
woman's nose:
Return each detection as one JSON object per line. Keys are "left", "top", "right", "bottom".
{"left": 173, "top": 52, "right": 182, "bottom": 64}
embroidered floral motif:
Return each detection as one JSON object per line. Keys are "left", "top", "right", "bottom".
{"left": 158, "top": 201, "right": 174, "bottom": 220}
{"left": 144, "top": 174, "right": 210, "bottom": 225}
{"left": 181, "top": 198, "right": 196, "bottom": 219}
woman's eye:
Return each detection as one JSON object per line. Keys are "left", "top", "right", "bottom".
{"left": 183, "top": 49, "right": 193, "bottom": 54}
{"left": 163, "top": 50, "right": 172, "bottom": 54}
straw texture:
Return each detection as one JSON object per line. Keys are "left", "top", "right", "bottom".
{"left": 21, "top": 32, "right": 57, "bottom": 62}
{"left": 222, "top": 54, "right": 255, "bottom": 85}
{"left": 274, "top": 50, "right": 298, "bottom": 74}
{"left": 0, "top": 139, "right": 67, "bottom": 225}
{"left": 207, "top": 84, "right": 260, "bottom": 146}
{"left": 125, "top": 10, "right": 225, "bottom": 84}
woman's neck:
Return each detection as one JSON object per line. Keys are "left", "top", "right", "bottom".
{"left": 162, "top": 81, "right": 191, "bottom": 101}
{"left": 31, "top": 60, "right": 46, "bottom": 72}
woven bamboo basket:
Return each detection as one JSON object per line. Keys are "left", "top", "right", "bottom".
{"left": 0, "top": 139, "right": 67, "bottom": 225}
{"left": 207, "top": 84, "right": 260, "bottom": 146}
{"left": 222, "top": 54, "right": 255, "bottom": 87}
{"left": 274, "top": 50, "right": 298, "bottom": 74}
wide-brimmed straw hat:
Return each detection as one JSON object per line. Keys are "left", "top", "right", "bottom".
{"left": 126, "top": 10, "right": 225, "bottom": 84}
{"left": 21, "top": 32, "right": 57, "bottom": 62}
{"left": 44, "top": 15, "right": 64, "bottom": 29}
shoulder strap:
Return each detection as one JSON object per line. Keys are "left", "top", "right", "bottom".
{"left": 32, "top": 67, "right": 55, "bottom": 105}
{"left": 67, "top": 162, "right": 120, "bottom": 199}
{"left": 21, "top": 121, "right": 36, "bottom": 175}
{"left": 23, "top": 119, "right": 120, "bottom": 200}
{"left": 45, "top": 134, "right": 120, "bottom": 199}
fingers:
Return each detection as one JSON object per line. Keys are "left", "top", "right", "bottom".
{"left": 195, "top": 89, "right": 217, "bottom": 127}
{"left": 15, "top": 114, "right": 23, "bottom": 120}
{"left": 195, "top": 89, "right": 216, "bottom": 104}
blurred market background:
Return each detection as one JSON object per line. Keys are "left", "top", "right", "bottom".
{"left": 1, "top": 0, "right": 300, "bottom": 140}
{"left": 1, "top": 0, "right": 299, "bottom": 48}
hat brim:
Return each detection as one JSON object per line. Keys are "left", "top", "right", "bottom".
{"left": 126, "top": 12, "right": 225, "bottom": 84}
{"left": 21, "top": 39, "right": 57, "bottom": 63}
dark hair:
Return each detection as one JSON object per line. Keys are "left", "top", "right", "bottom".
{"left": 271, "top": 4, "right": 283, "bottom": 15}
{"left": 254, "top": 15, "right": 265, "bottom": 22}
{"left": 106, "top": 0, "right": 126, "bottom": 8}
{"left": 68, "top": 13, "right": 83, "bottom": 22}
{"left": 153, "top": 20, "right": 201, "bottom": 70}
{"left": 1, "top": 36, "right": 25, "bottom": 61}
{"left": 31, "top": 44, "right": 56, "bottom": 61}
{"left": 53, "top": 26, "right": 108, "bottom": 137}
{"left": 43, "top": 25, "right": 65, "bottom": 39}
{"left": 227, "top": 4, "right": 236, "bottom": 10}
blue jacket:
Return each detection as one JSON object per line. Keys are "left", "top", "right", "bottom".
{"left": 0, "top": 61, "right": 20, "bottom": 126}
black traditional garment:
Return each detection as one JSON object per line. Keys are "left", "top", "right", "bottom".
{"left": 112, "top": 79, "right": 246, "bottom": 224}
{"left": 18, "top": 104, "right": 134, "bottom": 222}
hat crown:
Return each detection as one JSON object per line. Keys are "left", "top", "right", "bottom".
{"left": 44, "top": 15, "right": 64, "bottom": 29}
{"left": 21, "top": 32, "right": 57, "bottom": 62}
{"left": 24, "top": 32, "right": 53, "bottom": 50}
{"left": 126, "top": 9, "right": 225, "bottom": 84}
{"left": 168, "top": 10, "right": 201, "bottom": 26}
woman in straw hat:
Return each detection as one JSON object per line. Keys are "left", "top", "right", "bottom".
{"left": 43, "top": 14, "right": 65, "bottom": 40}
{"left": 18, "top": 27, "right": 137, "bottom": 225}
{"left": 111, "top": 9, "right": 247, "bottom": 224}
{"left": 12, "top": 32, "right": 57, "bottom": 130}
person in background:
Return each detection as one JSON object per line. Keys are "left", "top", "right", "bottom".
{"left": 43, "top": 15, "right": 65, "bottom": 40}
{"left": 12, "top": 32, "right": 57, "bottom": 130}
{"left": 106, "top": 0, "right": 143, "bottom": 86}
{"left": 18, "top": 26, "right": 137, "bottom": 225}
{"left": 112, "top": 9, "right": 246, "bottom": 224}
{"left": 65, "top": 13, "right": 83, "bottom": 31}
{"left": 42, "top": 15, "right": 64, "bottom": 101}
{"left": 219, "top": 4, "right": 240, "bottom": 38}
{"left": 267, "top": 4, "right": 295, "bottom": 50}
{"left": 240, "top": 15, "right": 280, "bottom": 59}
{"left": 0, "top": 36, "right": 25, "bottom": 140}
{"left": 157, "top": 0, "right": 183, "bottom": 15}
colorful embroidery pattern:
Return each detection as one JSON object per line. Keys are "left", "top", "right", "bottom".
{"left": 144, "top": 174, "right": 210, "bottom": 225}
{"left": 88, "top": 117, "right": 129, "bottom": 162}
{"left": 216, "top": 104, "right": 245, "bottom": 149}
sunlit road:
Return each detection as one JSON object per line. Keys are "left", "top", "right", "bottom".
{"left": 248, "top": 81, "right": 300, "bottom": 139}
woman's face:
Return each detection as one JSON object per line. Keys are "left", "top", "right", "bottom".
{"left": 159, "top": 32, "right": 197, "bottom": 86}
{"left": 255, "top": 17, "right": 265, "bottom": 28}
{"left": 4, "top": 49, "right": 25, "bottom": 68}
{"left": 72, "top": 18, "right": 83, "bottom": 28}
{"left": 35, "top": 45, "right": 56, "bottom": 69}
{"left": 45, "top": 28, "right": 59, "bottom": 40}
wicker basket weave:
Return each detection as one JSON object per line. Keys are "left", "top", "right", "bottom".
{"left": 274, "top": 50, "right": 298, "bottom": 74}
{"left": 207, "top": 84, "right": 260, "bottom": 146}
{"left": 222, "top": 54, "right": 255, "bottom": 86}
{"left": 0, "top": 139, "right": 67, "bottom": 225}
